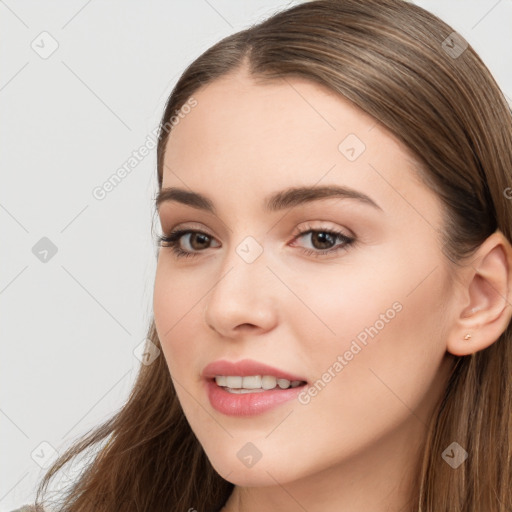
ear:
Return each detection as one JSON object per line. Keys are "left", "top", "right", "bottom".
{"left": 446, "top": 229, "right": 512, "bottom": 357}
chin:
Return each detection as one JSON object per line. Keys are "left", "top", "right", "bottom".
{"left": 215, "top": 464, "right": 295, "bottom": 487}
{"left": 207, "top": 448, "right": 306, "bottom": 487}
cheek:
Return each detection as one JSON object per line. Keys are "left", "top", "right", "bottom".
{"left": 283, "top": 250, "right": 404, "bottom": 359}
{"left": 153, "top": 259, "right": 203, "bottom": 373}
{"left": 288, "top": 243, "right": 451, "bottom": 409}
{"left": 153, "top": 255, "right": 212, "bottom": 328}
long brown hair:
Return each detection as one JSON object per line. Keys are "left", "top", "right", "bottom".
{"left": 33, "top": 1, "right": 512, "bottom": 510}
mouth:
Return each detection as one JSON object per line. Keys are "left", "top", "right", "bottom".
{"left": 211, "top": 375, "right": 307, "bottom": 393}
{"left": 205, "top": 377, "right": 308, "bottom": 416}
{"left": 202, "top": 358, "right": 308, "bottom": 387}
{"left": 202, "top": 359, "right": 309, "bottom": 416}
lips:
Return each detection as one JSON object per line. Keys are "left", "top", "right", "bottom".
{"left": 202, "top": 358, "right": 308, "bottom": 383}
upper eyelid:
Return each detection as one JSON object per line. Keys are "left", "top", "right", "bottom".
{"left": 165, "top": 222, "right": 349, "bottom": 236}
{"left": 166, "top": 228, "right": 354, "bottom": 261}
{"left": 168, "top": 225, "right": 352, "bottom": 245}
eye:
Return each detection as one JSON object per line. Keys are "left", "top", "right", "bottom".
{"left": 156, "top": 224, "right": 356, "bottom": 259}
{"left": 157, "top": 229, "right": 219, "bottom": 259}
{"left": 290, "top": 224, "right": 355, "bottom": 258}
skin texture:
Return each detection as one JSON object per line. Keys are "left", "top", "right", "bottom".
{"left": 153, "top": 68, "right": 512, "bottom": 512}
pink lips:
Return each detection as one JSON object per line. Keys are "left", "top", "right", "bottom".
{"left": 202, "top": 358, "right": 308, "bottom": 417}
{"left": 202, "top": 358, "right": 307, "bottom": 382}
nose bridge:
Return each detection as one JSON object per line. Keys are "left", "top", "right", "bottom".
{"left": 204, "top": 233, "right": 277, "bottom": 334}
{"left": 216, "top": 231, "right": 270, "bottom": 289}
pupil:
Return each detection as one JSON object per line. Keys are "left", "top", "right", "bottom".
{"left": 191, "top": 233, "right": 209, "bottom": 250}
{"left": 312, "top": 232, "right": 334, "bottom": 250}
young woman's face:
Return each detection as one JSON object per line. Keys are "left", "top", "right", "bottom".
{"left": 153, "top": 69, "right": 457, "bottom": 488}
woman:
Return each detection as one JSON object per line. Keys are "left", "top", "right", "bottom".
{"left": 21, "top": 0, "right": 512, "bottom": 510}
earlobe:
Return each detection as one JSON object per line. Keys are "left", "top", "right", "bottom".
{"left": 446, "top": 229, "right": 512, "bottom": 357}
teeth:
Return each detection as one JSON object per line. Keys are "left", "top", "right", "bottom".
{"left": 225, "top": 376, "right": 242, "bottom": 388}
{"left": 215, "top": 375, "right": 227, "bottom": 387}
{"left": 261, "top": 375, "right": 277, "bottom": 390}
{"left": 277, "top": 378, "right": 290, "bottom": 389}
{"left": 241, "top": 375, "right": 262, "bottom": 389}
{"left": 214, "top": 375, "right": 305, "bottom": 390}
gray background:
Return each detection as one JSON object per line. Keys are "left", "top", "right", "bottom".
{"left": 1, "top": 0, "right": 511, "bottom": 509}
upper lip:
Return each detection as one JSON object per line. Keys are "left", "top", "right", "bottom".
{"left": 202, "top": 359, "right": 307, "bottom": 383}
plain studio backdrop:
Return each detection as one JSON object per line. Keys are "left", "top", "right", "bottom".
{"left": 1, "top": 0, "right": 511, "bottom": 510}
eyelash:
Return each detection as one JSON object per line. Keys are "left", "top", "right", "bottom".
{"left": 156, "top": 225, "right": 356, "bottom": 259}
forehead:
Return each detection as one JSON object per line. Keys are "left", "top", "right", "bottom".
{"left": 161, "top": 69, "right": 441, "bottom": 225}
{"left": 165, "top": 70, "right": 385, "bottom": 163}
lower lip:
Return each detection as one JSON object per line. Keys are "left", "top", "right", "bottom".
{"left": 205, "top": 379, "right": 306, "bottom": 416}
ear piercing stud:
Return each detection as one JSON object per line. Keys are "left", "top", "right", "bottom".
{"left": 463, "top": 306, "right": 481, "bottom": 340}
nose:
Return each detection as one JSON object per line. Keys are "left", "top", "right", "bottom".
{"left": 203, "top": 247, "right": 278, "bottom": 338}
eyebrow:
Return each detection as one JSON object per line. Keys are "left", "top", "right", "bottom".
{"left": 155, "top": 184, "right": 382, "bottom": 214}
